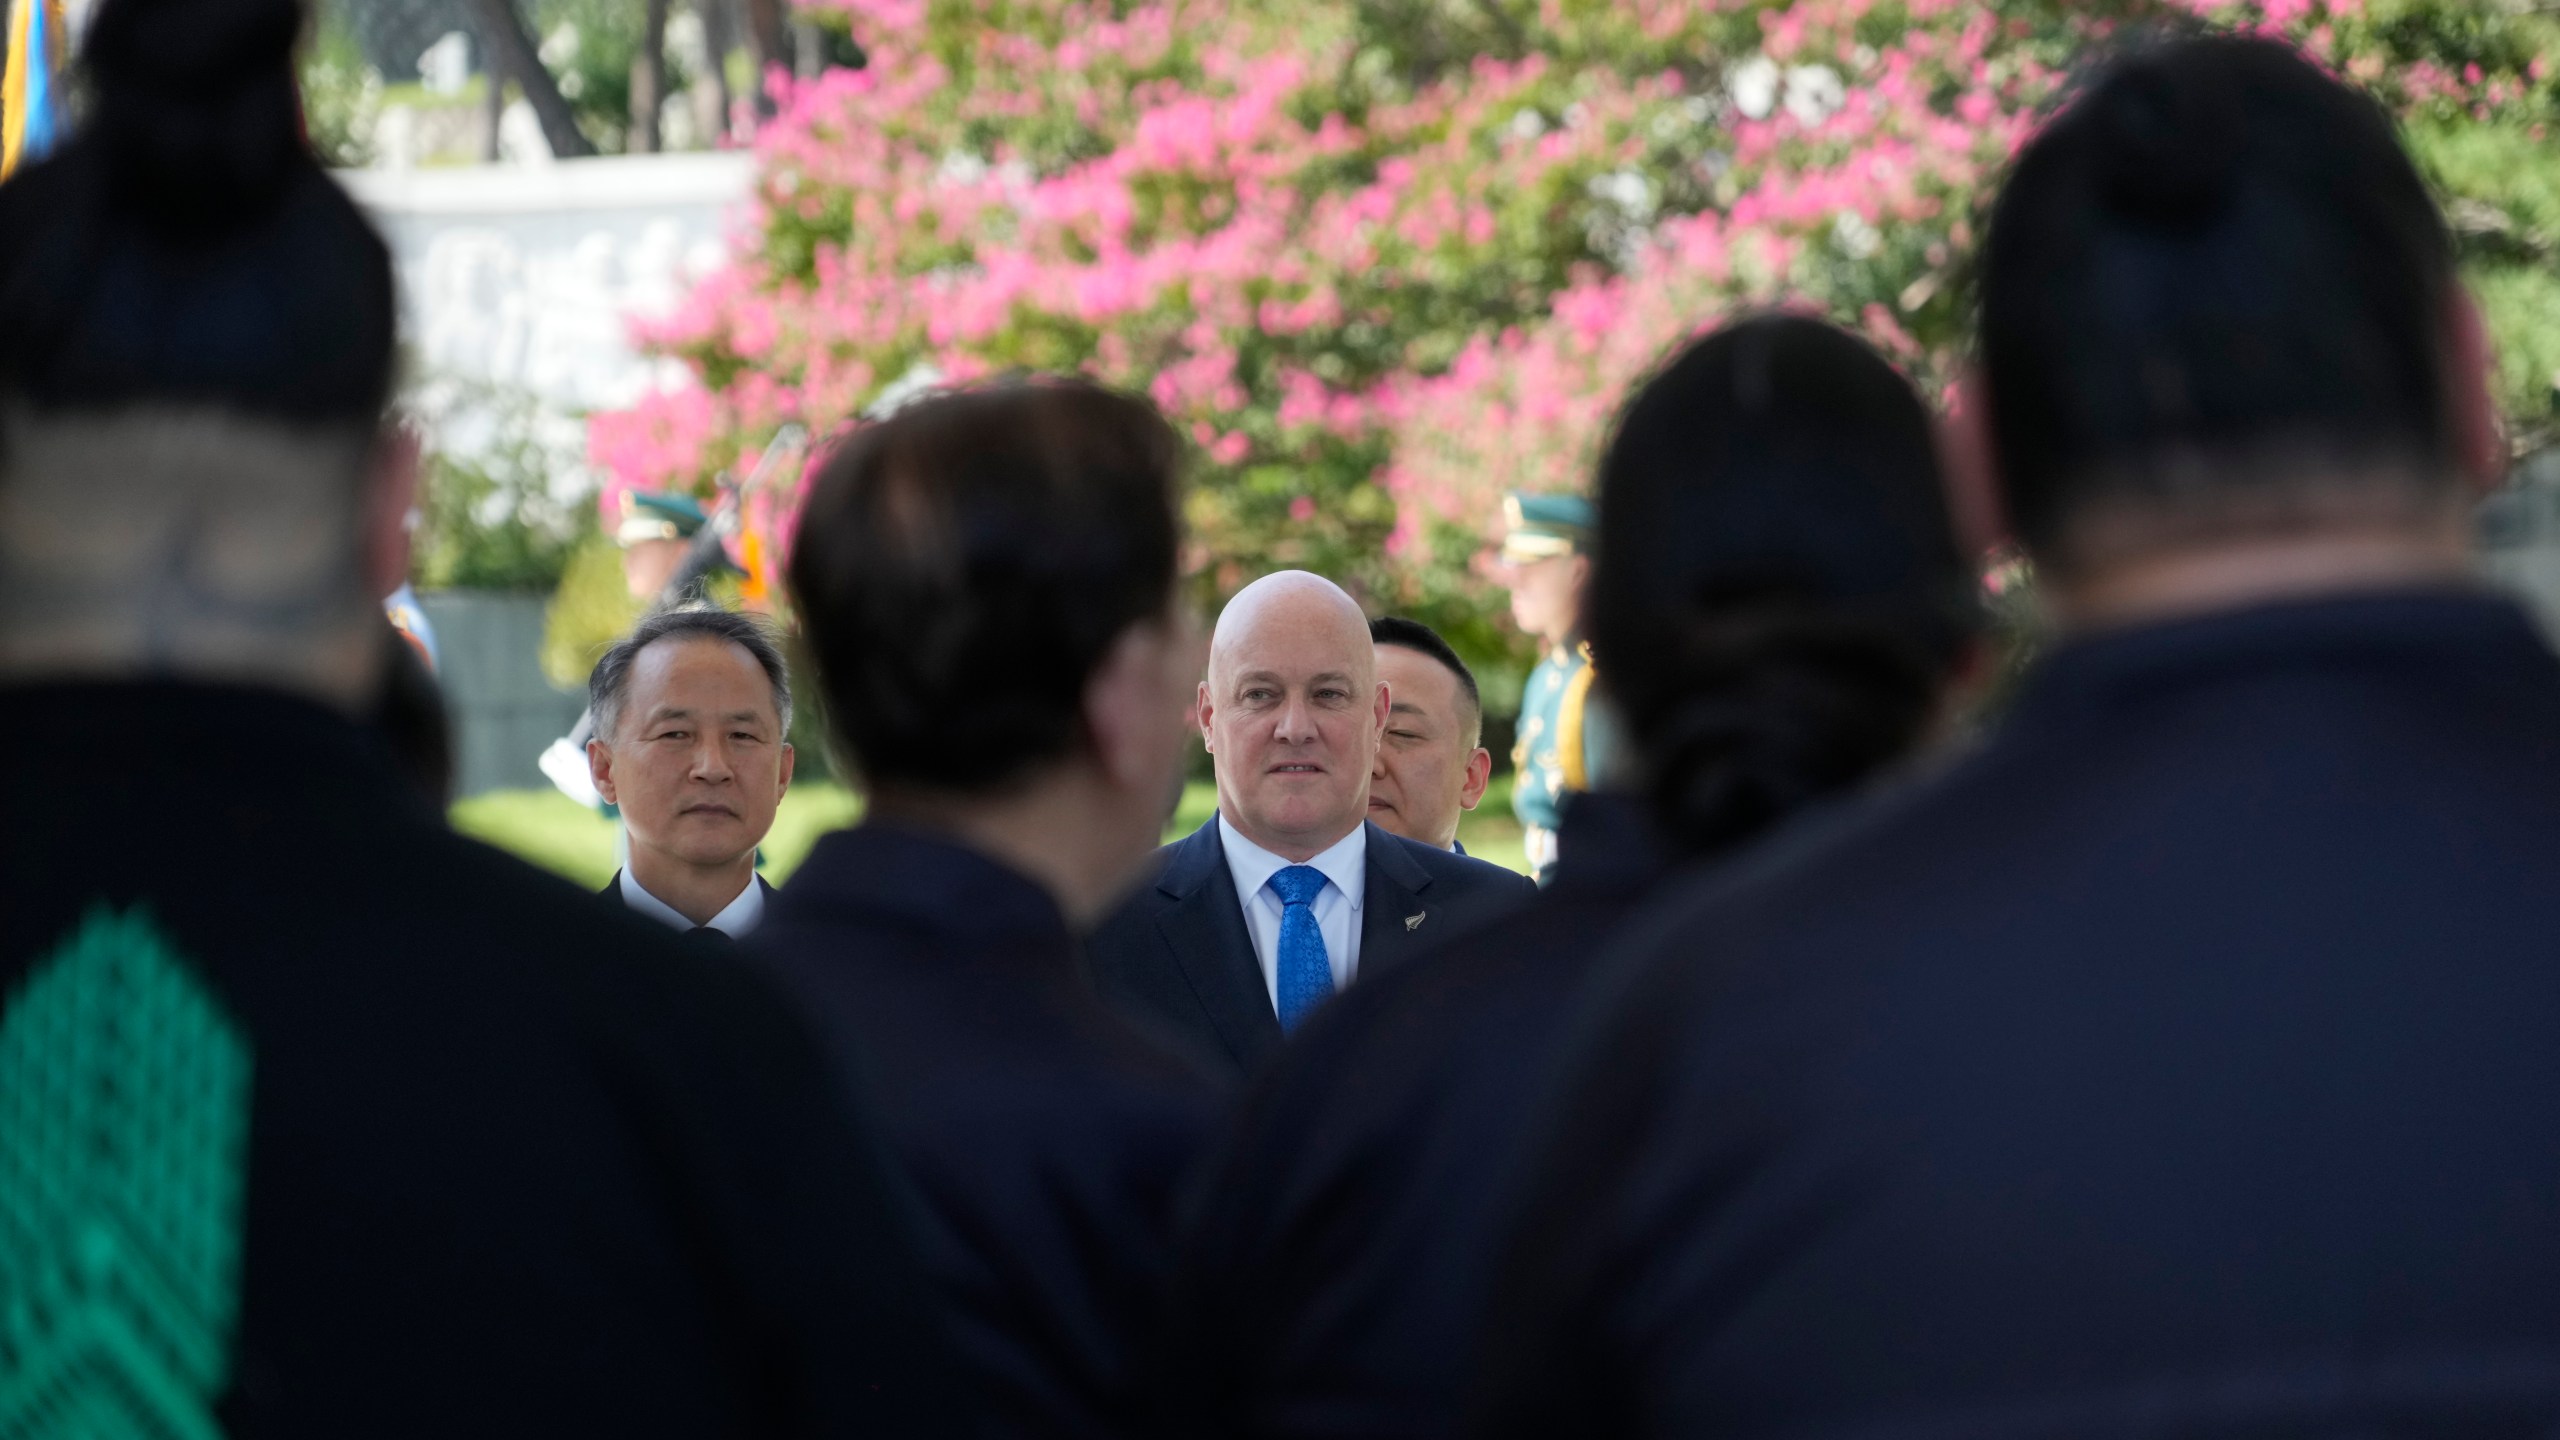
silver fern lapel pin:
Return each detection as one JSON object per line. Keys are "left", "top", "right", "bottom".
{"left": 1405, "top": 911, "right": 1426, "bottom": 932}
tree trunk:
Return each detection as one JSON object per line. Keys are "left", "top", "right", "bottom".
{"left": 481, "top": 41, "right": 505, "bottom": 162}
{"left": 791, "top": 16, "right": 824, "bottom": 81}
{"left": 695, "top": 0, "right": 736, "bottom": 144}
{"left": 629, "top": 0, "right": 669, "bottom": 154}
{"left": 739, "top": 0, "right": 788, "bottom": 119}
{"left": 459, "top": 0, "right": 597, "bottom": 159}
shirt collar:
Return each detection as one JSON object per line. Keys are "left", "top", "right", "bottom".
{"left": 1219, "top": 812, "right": 1367, "bottom": 910}
{"left": 620, "top": 867, "right": 764, "bottom": 937}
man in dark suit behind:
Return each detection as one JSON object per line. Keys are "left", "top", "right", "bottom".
{"left": 1477, "top": 36, "right": 2560, "bottom": 1439}
{"left": 1086, "top": 571, "right": 1532, "bottom": 1079}
{"left": 751, "top": 379, "right": 1226, "bottom": 1438}
{"left": 0, "top": 3, "right": 962, "bottom": 1430}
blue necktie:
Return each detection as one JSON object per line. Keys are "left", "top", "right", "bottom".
{"left": 1269, "top": 865, "right": 1333, "bottom": 1032}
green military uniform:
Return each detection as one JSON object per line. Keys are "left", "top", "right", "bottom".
{"left": 1512, "top": 638, "right": 1599, "bottom": 870}
{"left": 617, "top": 489, "right": 712, "bottom": 548}
{"left": 1503, "top": 492, "right": 1615, "bottom": 884}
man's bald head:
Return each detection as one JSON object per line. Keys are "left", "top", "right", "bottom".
{"left": 1200, "top": 570, "right": 1392, "bottom": 861}
{"left": 1209, "top": 571, "right": 1376, "bottom": 691}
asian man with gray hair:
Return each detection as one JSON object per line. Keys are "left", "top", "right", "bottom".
{"left": 587, "top": 606, "right": 796, "bottom": 941}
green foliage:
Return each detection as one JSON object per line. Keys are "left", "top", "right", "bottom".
{"left": 540, "top": 534, "right": 643, "bottom": 690}
{"left": 301, "top": 3, "right": 382, "bottom": 168}
{"left": 2470, "top": 264, "right": 2560, "bottom": 451}
{"left": 410, "top": 454, "right": 589, "bottom": 593}
{"left": 533, "top": 0, "right": 691, "bottom": 150}
{"left": 408, "top": 377, "right": 596, "bottom": 594}
{"left": 2408, "top": 115, "right": 2560, "bottom": 448}
{"left": 450, "top": 787, "right": 621, "bottom": 886}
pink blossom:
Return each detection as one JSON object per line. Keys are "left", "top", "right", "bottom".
{"left": 588, "top": 0, "right": 2487, "bottom": 619}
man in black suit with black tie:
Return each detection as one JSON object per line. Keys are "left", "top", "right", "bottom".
{"left": 1086, "top": 571, "right": 1533, "bottom": 1079}
{"left": 587, "top": 606, "right": 790, "bottom": 940}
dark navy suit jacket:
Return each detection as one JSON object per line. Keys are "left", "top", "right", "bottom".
{"left": 1170, "top": 793, "right": 1672, "bottom": 1438}
{"left": 753, "top": 823, "right": 1226, "bottom": 1439}
{"left": 1479, "top": 593, "right": 2560, "bottom": 1438}
{"left": 1083, "top": 818, "right": 1534, "bottom": 1079}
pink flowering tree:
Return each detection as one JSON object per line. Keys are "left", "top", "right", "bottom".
{"left": 591, "top": 0, "right": 2560, "bottom": 694}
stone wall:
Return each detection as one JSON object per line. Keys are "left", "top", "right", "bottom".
{"left": 340, "top": 152, "right": 755, "bottom": 418}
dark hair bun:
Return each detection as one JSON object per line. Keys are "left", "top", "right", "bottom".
{"left": 85, "top": 0, "right": 311, "bottom": 227}
{"left": 2091, "top": 50, "right": 2248, "bottom": 231}
{"left": 1588, "top": 314, "right": 1977, "bottom": 859}
{"left": 1641, "top": 609, "right": 1948, "bottom": 856}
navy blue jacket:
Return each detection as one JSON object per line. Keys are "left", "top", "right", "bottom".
{"left": 1171, "top": 792, "right": 1672, "bottom": 1438}
{"left": 1479, "top": 592, "right": 2560, "bottom": 1438}
{"left": 753, "top": 823, "right": 1226, "bottom": 1439}
{"left": 1083, "top": 818, "right": 1535, "bottom": 1079}
{"left": 0, "top": 683, "right": 963, "bottom": 1437}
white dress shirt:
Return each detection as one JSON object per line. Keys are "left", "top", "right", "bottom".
{"left": 1218, "top": 813, "right": 1366, "bottom": 1011}
{"left": 619, "top": 867, "right": 766, "bottom": 938}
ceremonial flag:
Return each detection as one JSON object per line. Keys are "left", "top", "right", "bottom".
{"left": 1, "top": 0, "right": 67, "bottom": 181}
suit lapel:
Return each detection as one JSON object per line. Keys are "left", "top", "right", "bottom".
{"left": 1154, "top": 820, "right": 1285, "bottom": 1069}
{"left": 1357, "top": 821, "right": 1437, "bottom": 982}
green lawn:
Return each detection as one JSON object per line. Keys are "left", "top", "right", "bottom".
{"left": 453, "top": 775, "right": 1530, "bottom": 887}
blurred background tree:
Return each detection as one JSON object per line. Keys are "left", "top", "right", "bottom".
{"left": 405, "top": 380, "right": 596, "bottom": 593}
{"left": 302, "top": 3, "right": 381, "bottom": 166}
{"left": 306, "top": 0, "right": 861, "bottom": 160}
{"left": 586, "top": 0, "right": 2560, "bottom": 720}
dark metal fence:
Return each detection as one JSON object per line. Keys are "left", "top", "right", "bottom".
{"left": 416, "top": 590, "right": 584, "bottom": 798}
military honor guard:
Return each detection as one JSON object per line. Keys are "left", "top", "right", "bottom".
{"left": 1499, "top": 491, "right": 1616, "bottom": 882}
{"left": 616, "top": 489, "right": 724, "bottom": 601}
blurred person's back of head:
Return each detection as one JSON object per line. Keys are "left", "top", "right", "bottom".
{"left": 0, "top": 1, "right": 967, "bottom": 1429}
{"left": 788, "top": 378, "right": 1199, "bottom": 927}
{"left": 372, "top": 623, "right": 456, "bottom": 812}
{"left": 765, "top": 379, "right": 1217, "bottom": 1436}
{"left": 1591, "top": 311, "right": 1980, "bottom": 860}
{"left": 1973, "top": 32, "right": 2502, "bottom": 626}
{"left": 0, "top": 0, "right": 401, "bottom": 704}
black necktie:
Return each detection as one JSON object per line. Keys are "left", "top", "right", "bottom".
{"left": 685, "top": 926, "right": 731, "bottom": 948}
